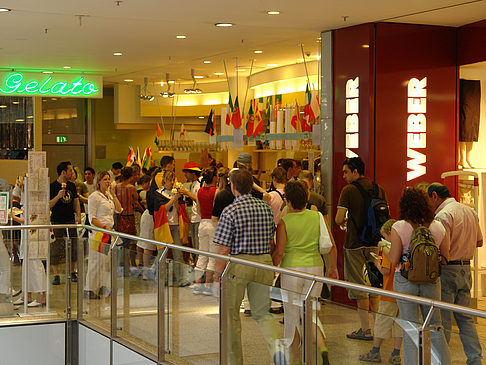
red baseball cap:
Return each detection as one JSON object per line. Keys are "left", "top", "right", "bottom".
{"left": 182, "top": 162, "right": 201, "bottom": 172}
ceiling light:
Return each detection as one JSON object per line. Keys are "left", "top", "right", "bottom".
{"left": 198, "top": 116, "right": 205, "bottom": 119}
{"left": 27, "top": 116, "right": 33, "bottom": 119}
{"left": 168, "top": 80, "right": 175, "bottom": 84}
{"left": 15, "top": 119, "right": 24, "bottom": 122}
{"left": 267, "top": 63, "right": 278, "bottom": 67}
{"left": 12, "top": 101, "right": 19, "bottom": 105}
{"left": 113, "top": 52, "right": 123, "bottom": 56}
{"left": 0, "top": 8, "right": 11, "bottom": 12}
{"left": 42, "top": 71, "right": 53, "bottom": 74}
{"left": 254, "top": 50, "right": 263, "bottom": 54}
{"left": 203, "top": 60, "right": 211, "bottom": 64}
{"left": 124, "top": 79, "right": 133, "bottom": 82}
{"left": 161, "top": 91, "right": 175, "bottom": 98}
{"left": 194, "top": 75, "right": 203, "bottom": 79}
{"left": 0, "top": 105, "right": 7, "bottom": 108}
{"left": 267, "top": 11, "right": 280, "bottom": 15}
{"left": 160, "top": 81, "right": 164, "bottom": 86}
{"left": 215, "top": 23, "right": 233, "bottom": 27}
{"left": 297, "top": 58, "right": 305, "bottom": 62}
{"left": 63, "top": 66, "right": 71, "bottom": 69}
{"left": 237, "top": 69, "right": 245, "bottom": 72}
{"left": 214, "top": 72, "right": 224, "bottom": 76}
{"left": 362, "top": 44, "right": 370, "bottom": 48}
{"left": 176, "top": 35, "right": 186, "bottom": 39}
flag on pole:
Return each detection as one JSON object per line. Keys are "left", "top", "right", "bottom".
{"left": 291, "top": 101, "right": 302, "bottom": 132}
{"left": 155, "top": 123, "right": 163, "bottom": 145}
{"left": 245, "top": 102, "right": 255, "bottom": 137}
{"left": 253, "top": 102, "right": 264, "bottom": 138}
{"left": 135, "top": 146, "right": 142, "bottom": 167}
{"left": 205, "top": 109, "right": 215, "bottom": 136}
{"left": 311, "top": 87, "right": 320, "bottom": 122}
{"left": 232, "top": 96, "right": 242, "bottom": 128}
{"left": 180, "top": 123, "right": 186, "bottom": 139}
{"left": 142, "top": 147, "right": 154, "bottom": 170}
{"left": 265, "top": 96, "right": 272, "bottom": 119}
{"left": 302, "top": 85, "right": 314, "bottom": 132}
{"left": 225, "top": 94, "right": 233, "bottom": 126}
{"left": 126, "top": 146, "right": 136, "bottom": 166}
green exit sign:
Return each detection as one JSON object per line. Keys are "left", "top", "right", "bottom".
{"left": 56, "top": 136, "right": 68, "bottom": 143}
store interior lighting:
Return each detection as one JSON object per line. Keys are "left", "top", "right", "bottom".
{"left": 184, "top": 68, "right": 203, "bottom": 94}
{"left": 140, "top": 77, "right": 155, "bottom": 101}
{"left": 160, "top": 73, "right": 175, "bottom": 98}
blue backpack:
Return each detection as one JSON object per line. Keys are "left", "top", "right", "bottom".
{"left": 349, "top": 181, "right": 390, "bottom": 246}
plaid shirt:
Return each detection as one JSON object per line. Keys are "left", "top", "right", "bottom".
{"left": 213, "top": 194, "right": 275, "bottom": 255}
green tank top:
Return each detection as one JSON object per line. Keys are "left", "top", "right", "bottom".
{"left": 281, "top": 209, "right": 323, "bottom": 268}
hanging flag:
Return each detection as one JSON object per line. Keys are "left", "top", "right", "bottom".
{"left": 180, "top": 123, "right": 186, "bottom": 139}
{"left": 126, "top": 146, "right": 136, "bottom": 166}
{"left": 205, "top": 109, "right": 216, "bottom": 136}
{"left": 155, "top": 123, "right": 163, "bottom": 145}
{"left": 231, "top": 96, "right": 242, "bottom": 128}
{"left": 136, "top": 146, "right": 142, "bottom": 167}
{"left": 253, "top": 102, "right": 264, "bottom": 138}
{"left": 310, "top": 87, "right": 320, "bottom": 123}
{"left": 291, "top": 101, "right": 302, "bottom": 132}
{"left": 265, "top": 95, "right": 272, "bottom": 119}
{"left": 142, "top": 147, "right": 154, "bottom": 170}
{"left": 245, "top": 102, "right": 255, "bottom": 137}
{"left": 302, "top": 85, "right": 314, "bottom": 132}
{"left": 226, "top": 94, "right": 233, "bottom": 126}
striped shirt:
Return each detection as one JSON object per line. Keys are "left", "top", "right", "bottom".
{"left": 213, "top": 194, "right": 275, "bottom": 255}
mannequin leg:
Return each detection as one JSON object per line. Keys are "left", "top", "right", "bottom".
{"left": 465, "top": 141, "right": 474, "bottom": 168}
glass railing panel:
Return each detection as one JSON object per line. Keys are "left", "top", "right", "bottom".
{"left": 114, "top": 245, "right": 158, "bottom": 356}
{"left": 165, "top": 249, "right": 220, "bottom": 364}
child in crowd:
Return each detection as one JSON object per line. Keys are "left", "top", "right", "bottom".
{"left": 360, "top": 219, "right": 402, "bottom": 364}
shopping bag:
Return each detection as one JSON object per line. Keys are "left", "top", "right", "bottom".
{"left": 90, "top": 231, "right": 111, "bottom": 255}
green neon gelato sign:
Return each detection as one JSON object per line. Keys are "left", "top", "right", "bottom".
{"left": 0, "top": 72, "right": 103, "bottom": 98}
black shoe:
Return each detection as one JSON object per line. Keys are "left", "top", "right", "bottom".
{"left": 52, "top": 275, "right": 61, "bottom": 285}
{"left": 84, "top": 290, "right": 100, "bottom": 300}
{"left": 71, "top": 272, "right": 78, "bottom": 282}
{"left": 269, "top": 306, "right": 284, "bottom": 314}
{"left": 243, "top": 309, "right": 252, "bottom": 317}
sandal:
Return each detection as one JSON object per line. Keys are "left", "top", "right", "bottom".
{"left": 347, "top": 328, "right": 373, "bottom": 341}
{"left": 359, "top": 350, "right": 381, "bottom": 363}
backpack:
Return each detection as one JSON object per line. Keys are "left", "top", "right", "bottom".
{"left": 349, "top": 181, "right": 390, "bottom": 246}
{"left": 400, "top": 225, "right": 441, "bottom": 284}
{"left": 363, "top": 261, "right": 383, "bottom": 288}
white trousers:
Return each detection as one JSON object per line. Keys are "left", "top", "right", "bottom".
{"left": 85, "top": 243, "right": 110, "bottom": 292}
{"left": 194, "top": 220, "right": 218, "bottom": 280}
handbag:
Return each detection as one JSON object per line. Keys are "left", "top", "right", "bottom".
{"left": 90, "top": 231, "right": 112, "bottom": 255}
{"left": 318, "top": 211, "right": 332, "bottom": 254}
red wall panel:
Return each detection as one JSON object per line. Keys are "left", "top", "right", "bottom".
{"left": 458, "top": 19, "right": 486, "bottom": 66}
{"left": 374, "top": 23, "right": 457, "bottom": 218}
{"left": 332, "top": 23, "right": 374, "bottom": 303}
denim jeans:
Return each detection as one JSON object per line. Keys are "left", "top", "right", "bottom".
{"left": 394, "top": 273, "right": 451, "bottom": 365}
{"left": 441, "top": 265, "right": 482, "bottom": 365}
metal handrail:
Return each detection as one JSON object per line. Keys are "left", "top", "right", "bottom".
{"left": 2, "top": 223, "right": 486, "bottom": 320}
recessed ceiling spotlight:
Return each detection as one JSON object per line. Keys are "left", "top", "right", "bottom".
{"left": 42, "top": 71, "right": 53, "bottom": 74}
{"left": 214, "top": 72, "right": 224, "bottom": 76}
{"left": 203, "top": 60, "right": 211, "bottom": 64}
{"left": 160, "top": 81, "right": 164, "bottom": 86}
{"left": 237, "top": 69, "right": 245, "bottom": 72}
{"left": 124, "top": 79, "right": 134, "bottom": 82}
{"left": 168, "top": 80, "right": 175, "bottom": 84}
{"left": 176, "top": 35, "right": 186, "bottom": 39}
{"left": 267, "top": 63, "right": 278, "bottom": 67}
{"left": 215, "top": 23, "right": 233, "bottom": 27}
{"left": 194, "top": 75, "right": 203, "bottom": 79}
{"left": 0, "top": 8, "right": 11, "bottom": 12}
{"left": 63, "top": 66, "right": 71, "bottom": 69}
{"left": 362, "top": 44, "right": 370, "bottom": 48}
{"left": 198, "top": 116, "right": 205, "bottom": 119}
{"left": 0, "top": 105, "right": 7, "bottom": 108}
{"left": 15, "top": 119, "right": 25, "bottom": 122}
{"left": 254, "top": 50, "right": 263, "bottom": 54}
{"left": 267, "top": 11, "right": 280, "bottom": 15}
{"left": 113, "top": 52, "right": 123, "bottom": 56}
{"left": 12, "top": 101, "right": 19, "bottom": 105}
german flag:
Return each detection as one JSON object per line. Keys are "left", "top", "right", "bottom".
{"left": 153, "top": 201, "right": 190, "bottom": 248}
{"left": 91, "top": 232, "right": 111, "bottom": 255}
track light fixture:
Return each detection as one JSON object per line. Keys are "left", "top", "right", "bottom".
{"left": 184, "top": 68, "right": 203, "bottom": 94}
{"left": 160, "top": 73, "right": 175, "bottom": 98}
{"left": 139, "top": 77, "right": 155, "bottom": 101}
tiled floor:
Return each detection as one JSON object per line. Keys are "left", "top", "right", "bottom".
{"left": 4, "top": 255, "right": 486, "bottom": 364}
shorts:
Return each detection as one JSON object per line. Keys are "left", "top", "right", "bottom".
{"left": 374, "top": 301, "right": 402, "bottom": 339}
{"left": 344, "top": 247, "right": 379, "bottom": 300}
{"left": 50, "top": 222, "right": 78, "bottom": 265}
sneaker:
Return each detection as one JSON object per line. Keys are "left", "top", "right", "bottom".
{"left": 27, "top": 299, "right": 43, "bottom": 308}
{"left": 243, "top": 309, "right": 252, "bottom": 317}
{"left": 52, "top": 275, "right": 61, "bottom": 285}
{"left": 84, "top": 290, "right": 100, "bottom": 300}
{"left": 347, "top": 328, "right": 373, "bottom": 341}
{"left": 359, "top": 350, "right": 381, "bottom": 362}
{"left": 71, "top": 272, "right": 78, "bottom": 283}
{"left": 388, "top": 354, "right": 401, "bottom": 364}
{"left": 192, "top": 284, "right": 203, "bottom": 295}
{"left": 13, "top": 297, "right": 24, "bottom": 305}
{"left": 179, "top": 280, "right": 191, "bottom": 288}
{"left": 269, "top": 306, "right": 284, "bottom": 314}
{"left": 201, "top": 286, "right": 213, "bottom": 296}
{"left": 12, "top": 288, "right": 22, "bottom": 297}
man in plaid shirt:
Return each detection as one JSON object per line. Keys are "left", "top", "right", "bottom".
{"left": 214, "top": 168, "right": 285, "bottom": 365}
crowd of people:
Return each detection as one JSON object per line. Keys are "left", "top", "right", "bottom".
{"left": 6, "top": 152, "right": 483, "bottom": 365}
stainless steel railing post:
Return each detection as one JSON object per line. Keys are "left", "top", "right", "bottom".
{"left": 418, "top": 305, "right": 435, "bottom": 365}
{"left": 77, "top": 230, "right": 85, "bottom": 321}
{"left": 65, "top": 232, "right": 73, "bottom": 365}
{"left": 157, "top": 247, "right": 169, "bottom": 364}
{"left": 110, "top": 236, "right": 121, "bottom": 365}
{"left": 219, "top": 262, "right": 232, "bottom": 365}
{"left": 303, "top": 280, "right": 317, "bottom": 365}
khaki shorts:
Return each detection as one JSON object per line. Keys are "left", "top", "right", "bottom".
{"left": 344, "top": 247, "right": 379, "bottom": 300}
{"left": 374, "top": 301, "right": 402, "bottom": 339}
